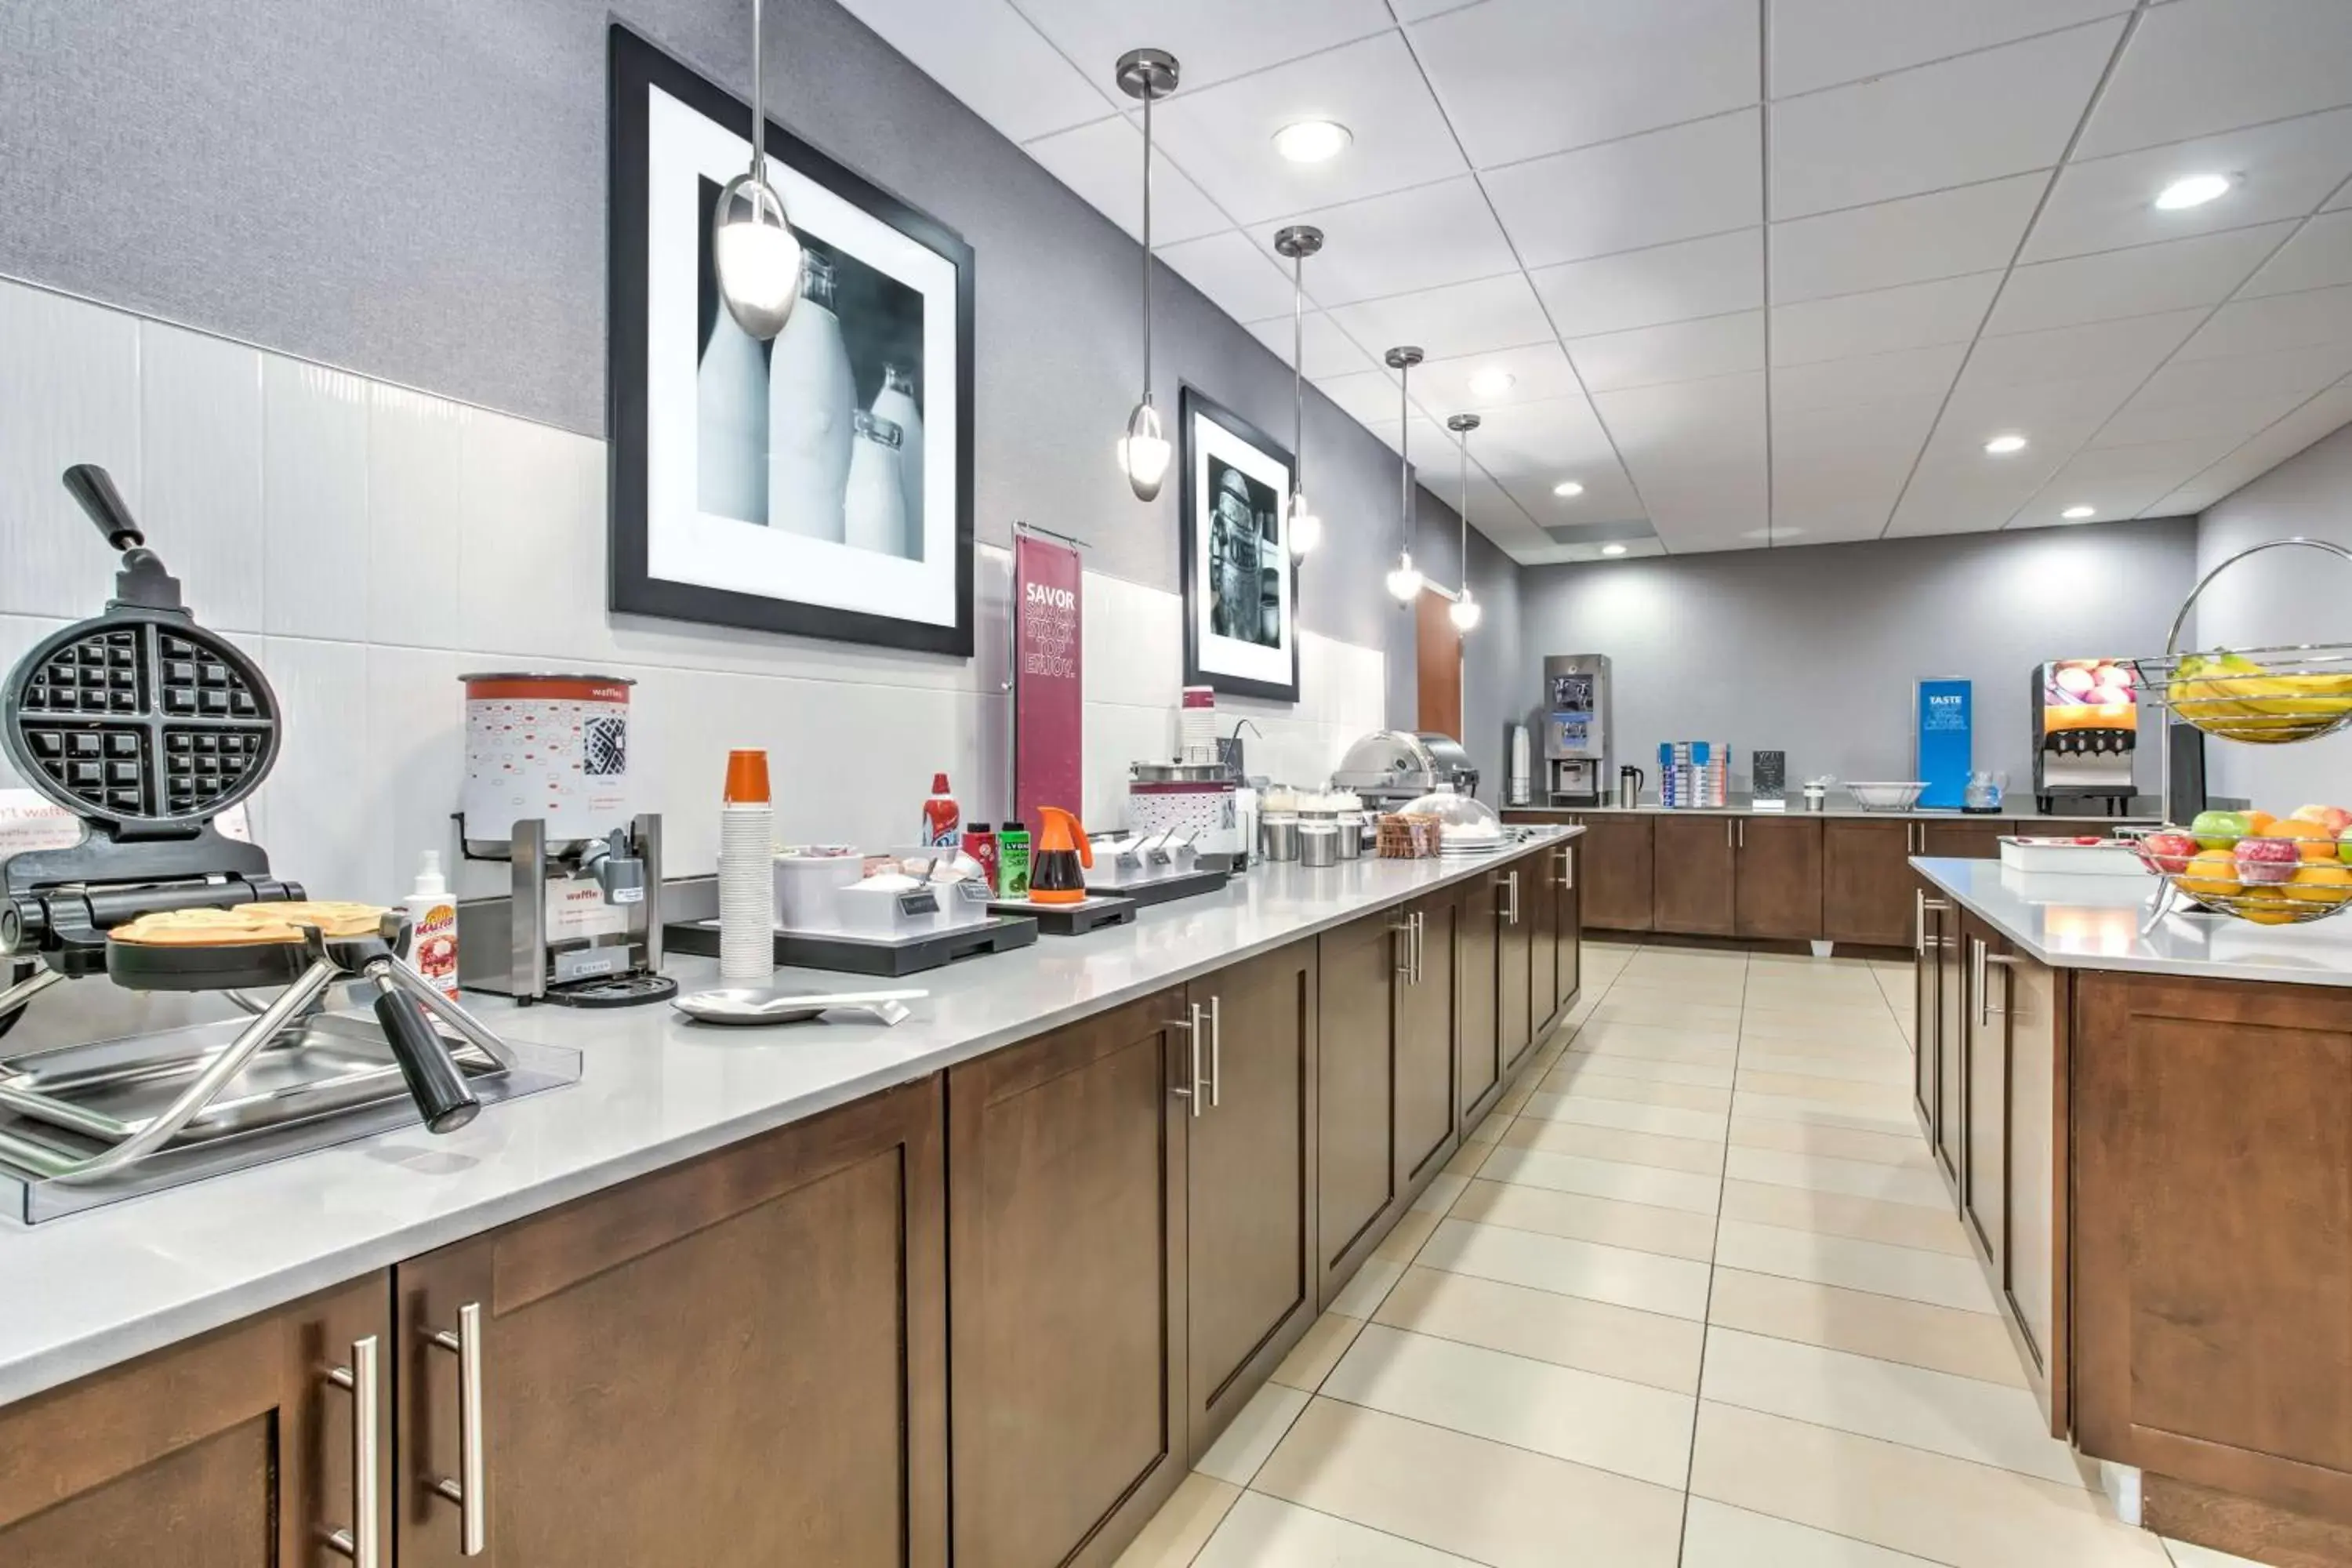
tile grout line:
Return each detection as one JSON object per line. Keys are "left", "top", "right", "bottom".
{"left": 1673, "top": 942, "right": 1743, "bottom": 1565}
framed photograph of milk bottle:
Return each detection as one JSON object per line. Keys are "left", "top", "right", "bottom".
{"left": 608, "top": 25, "right": 975, "bottom": 655}
{"left": 1179, "top": 387, "right": 1300, "bottom": 703}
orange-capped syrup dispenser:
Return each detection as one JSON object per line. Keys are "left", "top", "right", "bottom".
{"left": 1030, "top": 806, "right": 1092, "bottom": 904}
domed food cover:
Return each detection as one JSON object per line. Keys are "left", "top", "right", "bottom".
{"left": 1398, "top": 788, "right": 1503, "bottom": 843}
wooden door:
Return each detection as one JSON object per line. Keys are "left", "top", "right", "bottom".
{"left": 949, "top": 997, "right": 1185, "bottom": 1568}
{"left": 1319, "top": 916, "right": 1399, "bottom": 1295}
{"left": 1734, "top": 816, "right": 1824, "bottom": 939}
{"left": 2075, "top": 972, "right": 2352, "bottom": 1525}
{"left": 1415, "top": 588, "right": 1462, "bottom": 740}
{"left": 1396, "top": 891, "right": 1457, "bottom": 1189}
{"left": 397, "top": 1080, "right": 947, "bottom": 1568}
{"left": 1498, "top": 862, "right": 1535, "bottom": 1071}
{"left": 1652, "top": 814, "right": 1737, "bottom": 935}
{"left": 1187, "top": 941, "right": 1316, "bottom": 1451}
{"left": 1961, "top": 915, "right": 2009, "bottom": 1271}
{"left": 1578, "top": 815, "right": 1653, "bottom": 931}
{"left": 1824, "top": 819, "right": 1916, "bottom": 946}
{"left": 1457, "top": 874, "right": 1501, "bottom": 1127}
{"left": 1919, "top": 819, "right": 2005, "bottom": 859}
{"left": 0, "top": 1274, "right": 388, "bottom": 1568}
{"left": 1555, "top": 840, "right": 1582, "bottom": 1012}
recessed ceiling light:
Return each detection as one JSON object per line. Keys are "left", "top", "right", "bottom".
{"left": 1272, "top": 120, "right": 1352, "bottom": 164}
{"left": 2062, "top": 504, "right": 2097, "bottom": 521}
{"left": 1984, "top": 434, "right": 2029, "bottom": 456}
{"left": 2155, "top": 173, "right": 2232, "bottom": 211}
{"left": 1469, "top": 367, "right": 1516, "bottom": 398}
{"left": 1552, "top": 480, "right": 1584, "bottom": 498}
{"left": 1599, "top": 543, "right": 1628, "bottom": 557}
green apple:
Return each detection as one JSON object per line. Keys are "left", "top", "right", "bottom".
{"left": 2191, "top": 809, "right": 2251, "bottom": 850}
{"left": 2339, "top": 824, "right": 2352, "bottom": 867}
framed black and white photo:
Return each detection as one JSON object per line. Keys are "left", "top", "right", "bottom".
{"left": 1180, "top": 387, "right": 1299, "bottom": 702}
{"left": 608, "top": 25, "right": 975, "bottom": 655}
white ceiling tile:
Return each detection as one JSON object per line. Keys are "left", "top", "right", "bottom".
{"left": 2073, "top": 0, "right": 2352, "bottom": 159}
{"left": 1482, "top": 111, "right": 1761, "bottom": 268}
{"left": 1148, "top": 33, "right": 1468, "bottom": 224}
{"left": 1769, "top": 0, "right": 2132, "bottom": 99}
{"left": 1314, "top": 367, "right": 1412, "bottom": 424}
{"left": 1595, "top": 373, "right": 1769, "bottom": 535}
{"left": 1023, "top": 117, "right": 1231, "bottom": 244}
{"left": 2019, "top": 439, "right": 2244, "bottom": 526}
{"left": 1254, "top": 312, "right": 1381, "bottom": 379}
{"left": 840, "top": 0, "right": 1120, "bottom": 141}
{"left": 1769, "top": 22, "right": 2122, "bottom": 220}
{"left": 2020, "top": 108, "right": 2352, "bottom": 262}
{"left": 2241, "top": 210, "right": 2352, "bottom": 299}
{"left": 2149, "top": 386, "right": 2352, "bottom": 512}
{"left": 1503, "top": 469, "right": 1650, "bottom": 528}
{"left": 1530, "top": 230, "right": 1763, "bottom": 338}
{"left": 1159, "top": 230, "right": 1298, "bottom": 322}
{"left": 1885, "top": 444, "right": 2067, "bottom": 535}
{"left": 1769, "top": 342, "right": 1967, "bottom": 412}
{"left": 1411, "top": 343, "right": 1586, "bottom": 417}
{"left": 1984, "top": 223, "right": 2296, "bottom": 335}
{"left": 2132, "top": 343, "right": 2352, "bottom": 411}
{"left": 1769, "top": 272, "right": 2002, "bottom": 365}
{"left": 2093, "top": 390, "right": 2310, "bottom": 451}
{"left": 1410, "top": 0, "right": 1758, "bottom": 168}
{"left": 1936, "top": 372, "right": 2142, "bottom": 444}
{"left": 1246, "top": 179, "right": 1517, "bottom": 304}
{"left": 1007, "top": 0, "right": 1394, "bottom": 92}
{"left": 1769, "top": 173, "right": 2045, "bottom": 304}
{"left": 1471, "top": 394, "right": 1622, "bottom": 469}
{"left": 1957, "top": 309, "right": 2207, "bottom": 389}
{"left": 1567, "top": 310, "right": 1766, "bottom": 392}
{"left": 1323, "top": 273, "right": 1555, "bottom": 360}
{"left": 2177, "top": 283, "right": 2352, "bottom": 361}
{"left": 1769, "top": 393, "right": 1941, "bottom": 534}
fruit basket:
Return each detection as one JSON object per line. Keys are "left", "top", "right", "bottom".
{"left": 2130, "top": 539, "right": 2352, "bottom": 744}
{"left": 1846, "top": 781, "right": 1928, "bottom": 811}
{"left": 2130, "top": 814, "right": 2352, "bottom": 927}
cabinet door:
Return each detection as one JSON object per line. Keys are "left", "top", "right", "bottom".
{"left": 1319, "top": 916, "right": 1399, "bottom": 1294}
{"left": 1962, "top": 916, "right": 2010, "bottom": 1270}
{"left": 0, "top": 1274, "right": 388, "bottom": 1568}
{"left": 1498, "top": 862, "right": 1535, "bottom": 1072}
{"left": 2003, "top": 950, "right": 2062, "bottom": 1421}
{"left": 1579, "top": 816, "right": 1654, "bottom": 931}
{"left": 1188, "top": 941, "right": 1316, "bottom": 1450}
{"left": 1653, "top": 815, "right": 1738, "bottom": 935}
{"left": 1825, "top": 819, "right": 1916, "bottom": 946}
{"left": 1457, "top": 875, "right": 1502, "bottom": 1127}
{"left": 1554, "top": 840, "right": 1582, "bottom": 1013}
{"left": 1734, "top": 817, "right": 1824, "bottom": 939}
{"left": 1920, "top": 820, "right": 2005, "bottom": 859}
{"left": 1530, "top": 848, "right": 1561, "bottom": 1029}
{"left": 1396, "top": 892, "right": 1457, "bottom": 1189}
{"left": 1936, "top": 898, "right": 1967, "bottom": 1190}
{"left": 397, "top": 1080, "right": 947, "bottom": 1568}
{"left": 1913, "top": 884, "right": 1945, "bottom": 1140}
{"left": 949, "top": 998, "right": 1185, "bottom": 1568}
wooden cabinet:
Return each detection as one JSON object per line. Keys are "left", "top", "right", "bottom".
{"left": 1396, "top": 891, "right": 1457, "bottom": 1191}
{"left": 1497, "top": 862, "right": 1535, "bottom": 1072}
{"left": 398, "top": 1078, "right": 947, "bottom": 1568}
{"left": 1919, "top": 819, "right": 2005, "bottom": 859}
{"left": 1456, "top": 873, "right": 1501, "bottom": 1127}
{"left": 1959, "top": 913, "right": 2008, "bottom": 1270}
{"left": 1530, "top": 844, "right": 1560, "bottom": 1029}
{"left": 1653, "top": 815, "right": 1737, "bottom": 936}
{"left": 1550, "top": 839, "right": 1582, "bottom": 1018}
{"left": 1999, "top": 945, "right": 2063, "bottom": 1431}
{"left": 1185, "top": 942, "right": 1316, "bottom": 1450}
{"left": 1576, "top": 815, "right": 1653, "bottom": 931}
{"left": 1913, "top": 882, "right": 1943, "bottom": 1138}
{"left": 1935, "top": 893, "right": 1966, "bottom": 1187}
{"left": 0, "top": 1273, "right": 389, "bottom": 1568}
{"left": 1734, "top": 816, "right": 1824, "bottom": 940}
{"left": 1319, "top": 916, "right": 1400, "bottom": 1294}
{"left": 1825, "top": 819, "right": 1917, "bottom": 946}
{"left": 948, "top": 993, "right": 1185, "bottom": 1568}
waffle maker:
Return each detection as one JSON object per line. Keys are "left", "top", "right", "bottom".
{"left": 0, "top": 465, "right": 531, "bottom": 1199}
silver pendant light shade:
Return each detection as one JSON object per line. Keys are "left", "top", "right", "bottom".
{"left": 1116, "top": 48, "right": 1180, "bottom": 501}
{"left": 1385, "top": 347, "right": 1425, "bottom": 602}
{"left": 1274, "top": 224, "right": 1325, "bottom": 559}
{"left": 1447, "top": 413, "right": 1483, "bottom": 632}
{"left": 713, "top": 0, "right": 804, "bottom": 340}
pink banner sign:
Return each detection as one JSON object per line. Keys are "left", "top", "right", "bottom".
{"left": 1014, "top": 532, "right": 1083, "bottom": 833}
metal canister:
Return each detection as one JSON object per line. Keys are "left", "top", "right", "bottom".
{"left": 1299, "top": 823, "right": 1339, "bottom": 868}
{"left": 1334, "top": 811, "right": 1366, "bottom": 858}
{"left": 1259, "top": 816, "right": 1301, "bottom": 862}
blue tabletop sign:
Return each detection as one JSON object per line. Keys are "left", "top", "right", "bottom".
{"left": 1915, "top": 680, "right": 1972, "bottom": 811}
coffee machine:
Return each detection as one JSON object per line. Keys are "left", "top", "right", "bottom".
{"left": 458, "top": 815, "right": 674, "bottom": 1006}
{"left": 1540, "top": 655, "right": 1610, "bottom": 807}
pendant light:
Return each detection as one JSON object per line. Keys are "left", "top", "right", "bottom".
{"left": 1385, "top": 347, "right": 1426, "bottom": 601}
{"left": 1115, "top": 48, "right": 1180, "bottom": 501}
{"left": 1446, "top": 413, "right": 1483, "bottom": 632}
{"left": 713, "top": 0, "right": 804, "bottom": 339}
{"left": 1273, "top": 225, "right": 1326, "bottom": 558}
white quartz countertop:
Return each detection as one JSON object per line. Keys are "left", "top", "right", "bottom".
{"left": 0, "top": 829, "right": 1573, "bottom": 1407}
{"left": 1509, "top": 804, "right": 2154, "bottom": 823}
{"left": 1913, "top": 855, "right": 2352, "bottom": 988}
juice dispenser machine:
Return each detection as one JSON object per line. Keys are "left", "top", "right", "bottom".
{"left": 2030, "top": 658, "right": 2137, "bottom": 815}
{"left": 1540, "top": 655, "right": 1610, "bottom": 807}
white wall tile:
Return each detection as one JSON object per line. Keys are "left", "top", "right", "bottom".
{"left": 256, "top": 635, "right": 386, "bottom": 898}
{"left": 0, "top": 285, "right": 140, "bottom": 619}
{"left": 261, "top": 358, "right": 369, "bottom": 639}
{"left": 366, "top": 385, "right": 468, "bottom": 648}
{"left": 140, "top": 321, "right": 264, "bottom": 633}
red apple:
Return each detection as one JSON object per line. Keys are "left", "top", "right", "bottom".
{"left": 2291, "top": 804, "right": 2352, "bottom": 835}
{"left": 2139, "top": 831, "right": 2197, "bottom": 875}
{"left": 2236, "top": 837, "right": 2303, "bottom": 885}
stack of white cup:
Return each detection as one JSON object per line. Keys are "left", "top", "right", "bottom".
{"left": 718, "top": 750, "right": 776, "bottom": 981}
{"left": 1180, "top": 685, "right": 1218, "bottom": 765}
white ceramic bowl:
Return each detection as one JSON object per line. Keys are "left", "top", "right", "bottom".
{"left": 1846, "top": 781, "right": 1929, "bottom": 811}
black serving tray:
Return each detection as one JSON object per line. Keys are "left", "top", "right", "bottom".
{"left": 1085, "top": 867, "right": 1232, "bottom": 909}
{"left": 663, "top": 913, "right": 1038, "bottom": 978}
{"left": 985, "top": 895, "right": 1137, "bottom": 935}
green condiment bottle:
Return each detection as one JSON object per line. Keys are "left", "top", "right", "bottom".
{"left": 998, "top": 820, "right": 1032, "bottom": 899}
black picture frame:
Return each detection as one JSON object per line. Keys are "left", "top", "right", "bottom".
{"left": 608, "top": 24, "right": 976, "bottom": 655}
{"left": 1180, "top": 385, "right": 1301, "bottom": 703}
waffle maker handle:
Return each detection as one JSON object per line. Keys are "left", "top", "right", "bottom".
{"left": 364, "top": 961, "right": 481, "bottom": 1134}
{"left": 60, "top": 462, "right": 184, "bottom": 612}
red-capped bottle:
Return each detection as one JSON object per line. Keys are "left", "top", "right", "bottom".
{"left": 922, "top": 772, "right": 960, "bottom": 848}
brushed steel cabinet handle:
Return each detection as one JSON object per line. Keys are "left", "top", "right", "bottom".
{"left": 1976, "top": 940, "right": 2016, "bottom": 1026}
{"left": 1915, "top": 892, "right": 1950, "bottom": 956}
{"left": 425, "top": 1302, "right": 487, "bottom": 1556}
{"left": 1391, "top": 919, "right": 1415, "bottom": 980}
{"left": 1506, "top": 870, "right": 1521, "bottom": 925}
{"left": 1209, "top": 994, "right": 1223, "bottom": 1109}
{"left": 322, "top": 1335, "right": 379, "bottom": 1568}
{"left": 1411, "top": 912, "right": 1425, "bottom": 985}
{"left": 1168, "top": 1004, "right": 1205, "bottom": 1116}
{"left": 1726, "top": 819, "right": 1734, "bottom": 848}
{"left": 1737, "top": 818, "right": 1745, "bottom": 848}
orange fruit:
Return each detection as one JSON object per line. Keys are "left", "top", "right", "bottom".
{"left": 2246, "top": 810, "right": 2278, "bottom": 833}
{"left": 2285, "top": 863, "right": 2352, "bottom": 904}
{"left": 2175, "top": 848, "right": 2243, "bottom": 899}
{"left": 2238, "top": 895, "right": 2305, "bottom": 925}
{"left": 2260, "top": 818, "right": 2339, "bottom": 859}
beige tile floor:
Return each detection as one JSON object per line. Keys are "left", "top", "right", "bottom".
{"left": 1117, "top": 941, "right": 2264, "bottom": 1568}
